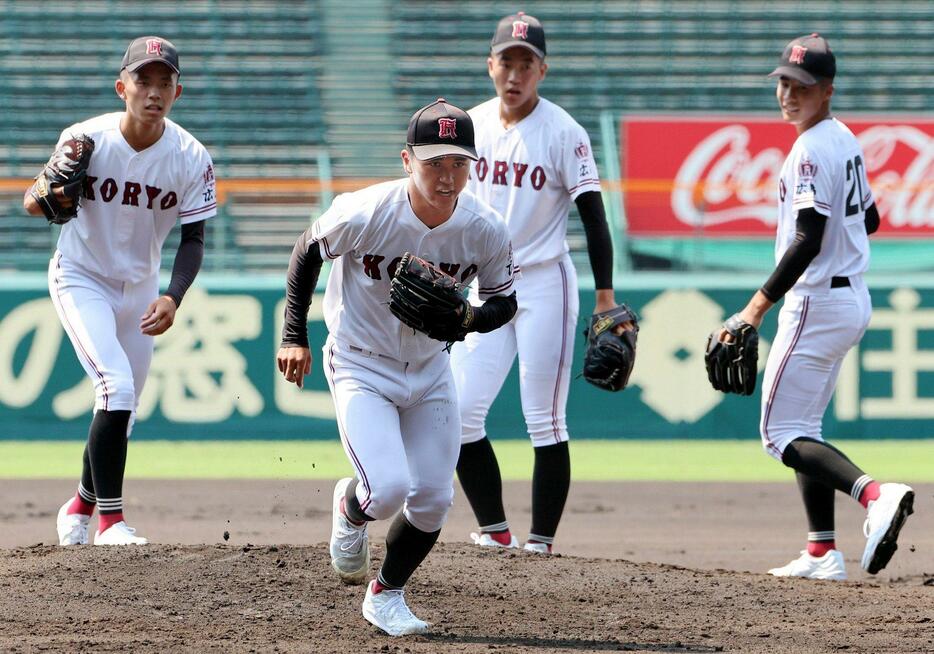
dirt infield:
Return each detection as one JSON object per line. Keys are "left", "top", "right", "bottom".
{"left": 1, "top": 481, "right": 932, "bottom": 652}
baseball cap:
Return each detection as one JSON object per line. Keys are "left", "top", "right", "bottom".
{"left": 121, "top": 36, "right": 180, "bottom": 75}
{"left": 406, "top": 98, "right": 478, "bottom": 161}
{"left": 491, "top": 11, "right": 546, "bottom": 59}
{"left": 768, "top": 33, "right": 835, "bottom": 85}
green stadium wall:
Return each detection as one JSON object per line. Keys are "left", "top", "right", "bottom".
{"left": 3, "top": 275, "right": 934, "bottom": 441}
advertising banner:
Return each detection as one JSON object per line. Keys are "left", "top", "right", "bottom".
{"left": 2, "top": 280, "right": 934, "bottom": 440}
{"left": 620, "top": 116, "right": 934, "bottom": 236}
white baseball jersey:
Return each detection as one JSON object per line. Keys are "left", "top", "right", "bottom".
{"left": 310, "top": 178, "right": 516, "bottom": 365}
{"left": 467, "top": 97, "right": 601, "bottom": 268}
{"left": 776, "top": 117, "right": 873, "bottom": 294}
{"left": 760, "top": 117, "right": 876, "bottom": 460}
{"left": 56, "top": 112, "right": 217, "bottom": 283}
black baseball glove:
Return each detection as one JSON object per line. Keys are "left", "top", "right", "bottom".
{"left": 705, "top": 313, "right": 759, "bottom": 395}
{"left": 30, "top": 134, "right": 95, "bottom": 225}
{"left": 581, "top": 304, "right": 639, "bottom": 392}
{"left": 388, "top": 252, "right": 473, "bottom": 342}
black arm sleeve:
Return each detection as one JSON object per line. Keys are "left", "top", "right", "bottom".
{"left": 760, "top": 207, "right": 827, "bottom": 303}
{"left": 469, "top": 292, "right": 517, "bottom": 334}
{"left": 575, "top": 191, "right": 614, "bottom": 290}
{"left": 164, "top": 220, "right": 205, "bottom": 308}
{"left": 864, "top": 203, "right": 880, "bottom": 235}
{"left": 280, "top": 231, "right": 324, "bottom": 348}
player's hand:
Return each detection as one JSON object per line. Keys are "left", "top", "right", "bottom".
{"left": 140, "top": 296, "right": 178, "bottom": 336}
{"left": 51, "top": 186, "right": 75, "bottom": 209}
{"left": 719, "top": 309, "right": 764, "bottom": 344}
{"left": 23, "top": 186, "right": 74, "bottom": 215}
{"left": 593, "top": 291, "right": 633, "bottom": 335}
{"left": 277, "top": 346, "right": 312, "bottom": 388}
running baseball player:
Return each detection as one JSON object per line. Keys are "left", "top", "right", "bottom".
{"left": 25, "top": 37, "right": 216, "bottom": 546}
{"left": 277, "top": 99, "right": 516, "bottom": 636}
{"left": 451, "top": 12, "right": 630, "bottom": 553}
{"left": 708, "top": 34, "right": 913, "bottom": 580}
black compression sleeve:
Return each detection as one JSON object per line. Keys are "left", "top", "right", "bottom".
{"left": 760, "top": 207, "right": 827, "bottom": 302}
{"left": 575, "top": 191, "right": 614, "bottom": 290}
{"left": 164, "top": 220, "right": 205, "bottom": 308}
{"left": 864, "top": 203, "right": 880, "bottom": 235}
{"left": 469, "top": 292, "right": 517, "bottom": 334}
{"left": 280, "top": 231, "right": 324, "bottom": 348}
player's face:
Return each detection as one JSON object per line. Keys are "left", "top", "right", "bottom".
{"left": 776, "top": 77, "right": 833, "bottom": 134}
{"left": 402, "top": 150, "right": 471, "bottom": 217}
{"left": 116, "top": 63, "right": 182, "bottom": 125}
{"left": 488, "top": 47, "right": 547, "bottom": 114}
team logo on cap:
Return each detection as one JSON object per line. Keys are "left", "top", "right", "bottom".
{"left": 438, "top": 118, "right": 457, "bottom": 139}
{"left": 789, "top": 44, "right": 807, "bottom": 64}
{"left": 146, "top": 39, "right": 163, "bottom": 55}
{"left": 512, "top": 20, "right": 529, "bottom": 39}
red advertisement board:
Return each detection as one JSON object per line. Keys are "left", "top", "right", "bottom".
{"left": 620, "top": 116, "right": 934, "bottom": 236}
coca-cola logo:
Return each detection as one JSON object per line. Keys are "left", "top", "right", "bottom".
{"left": 670, "top": 123, "right": 934, "bottom": 230}
{"left": 672, "top": 125, "right": 785, "bottom": 227}
{"left": 858, "top": 126, "right": 934, "bottom": 228}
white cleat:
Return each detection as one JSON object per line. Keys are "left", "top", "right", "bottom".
{"left": 522, "top": 541, "right": 553, "bottom": 555}
{"left": 768, "top": 550, "right": 847, "bottom": 581}
{"left": 56, "top": 501, "right": 90, "bottom": 546}
{"left": 330, "top": 477, "right": 369, "bottom": 584}
{"left": 862, "top": 483, "right": 914, "bottom": 574}
{"left": 94, "top": 521, "right": 148, "bottom": 545}
{"left": 470, "top": 532, "right": 518, "bottom": 548}
{"left": 362, "top": 580, "right": 429, "bottom": 636}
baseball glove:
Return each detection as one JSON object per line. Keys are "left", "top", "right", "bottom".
{"left": 581, "top": 304, "right": 639, "bottom": 392}
{"left": 388, "top": 252, "right": 472, "bottom": 342}
{"left": 704, "top": 313, "right": 759, "bottom": 395}
{"left": 29, "top": 134, "right": 95, "bottom": 225}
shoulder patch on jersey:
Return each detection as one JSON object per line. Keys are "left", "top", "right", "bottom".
{"left": 798, "top": 158, "right": 817, "bottom": 180}
{"left": 574, "top": 141, "right": 590, "bottom": 159}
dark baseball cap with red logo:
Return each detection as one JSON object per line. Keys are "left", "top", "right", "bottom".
{"left": 406, "top": 98, "right": 478, "bottom": 161}
{"left": 491, "top": 11, "right": 546, "bottom": 59}
{"left": 121, "top": 36, "right": 180, "bottom": 75}
{"left": 768, "top": 33, "right": 835, "bottom": 85}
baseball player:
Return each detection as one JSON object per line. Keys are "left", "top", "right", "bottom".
{"left": 277, "top": 99, "right": 516, "bottom": 636}
{"left": 717, "top": 34, "right": 913, "bottom": 580}
{"left": 24, "top": 37, "right": 216, "bottom": 546}
{"left": 451, "top": 12, "right": 625, "bottom": 553}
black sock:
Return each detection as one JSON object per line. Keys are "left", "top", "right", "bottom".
{"left": 87, "top": 410, "right": 131, "bottom": 515}
{"left": 456, "top": 438, "right": 507, "bottom": 530}
{"left": 529, "top": 441, "right": 570, "bottom": 541}
{"left": 781, "top": 437, "right": 866, "bottom": 495}
{"left": 343, "top": 478, "right": 373, "bottom": 523}
{"left": 796, "top": 471, "right": 835, "bottom": 533}
{"left": 378, "top": 514, "right": 440, "bottom": 589}
{"left": 81, "top": 443, "right": 95, "bottom": 497}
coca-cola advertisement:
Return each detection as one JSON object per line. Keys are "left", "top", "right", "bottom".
{"left": 620, "top": 116, "right": 934, "bottom": 236}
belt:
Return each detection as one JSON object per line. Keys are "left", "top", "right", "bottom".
{"left": 831, "top": 276, "right": 850, "bottom": 288}
{"left": 348, "top": 344, "right": 391, "bottom": 359}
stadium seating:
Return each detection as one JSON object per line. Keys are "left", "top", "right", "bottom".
{"left": 390, "top": 0, "right": 934, "bottom": 273}
{"left": 1, "top": 0, "right": 931, "bottom": 274}
{"left": 0, "top": 0, "right": 327, "bottom": 273}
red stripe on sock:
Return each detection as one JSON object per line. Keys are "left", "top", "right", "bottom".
{"left": 807, "top": 541, "right": 835, "bottom": 557}
{"left": 67, "top": 494, "right": 95, "bottom": 516}
{"left": 97, "top": 512, "right": 124, "bottom": 533}
{"left": 859, "top": 481, "right": 881, "bottom": 508}
{"left": 484, "top": 530, "right": 514, "bottom": 546}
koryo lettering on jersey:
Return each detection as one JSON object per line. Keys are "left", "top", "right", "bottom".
{"left": 620, "top": 116, "right": 934, "bottom": 236}
{"left": 83, "top": 176, "right": 178, "bottom": 210}
{"left": 474, "top": 157, "right": 547, "bottom": 190}
{"left": 361, "top": 254, "right": 478, "bottom": 283}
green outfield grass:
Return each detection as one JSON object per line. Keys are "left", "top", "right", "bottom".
{"left": 0, "top": 440, "right": 931, "bottom": 482}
